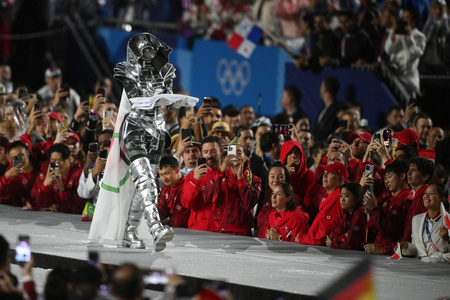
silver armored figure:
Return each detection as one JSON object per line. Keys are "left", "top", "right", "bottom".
{"left": 113, "top": 33, "right": 177, "bottom": 252}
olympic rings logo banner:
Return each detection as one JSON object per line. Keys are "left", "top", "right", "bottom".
{"left": 216, "top": 59, "right": 251, "bottom": 97}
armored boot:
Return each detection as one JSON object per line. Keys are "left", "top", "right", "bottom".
{"left": 142, "top": 163, "right": 174, "bottom": 252}
{"left": 122, "top": 190, "right": 145, "bottom": 249}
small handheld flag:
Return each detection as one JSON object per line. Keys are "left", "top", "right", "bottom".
{"left": 389, "top": 242, "right": 403, "bottom": 260}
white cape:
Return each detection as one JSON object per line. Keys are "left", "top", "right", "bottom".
{"left": 88, "top": 90, "right": 198, "bottom": 245}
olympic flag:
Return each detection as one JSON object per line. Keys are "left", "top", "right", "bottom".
{"left": 227, "top": 17, "right": 263, "bottom": 59}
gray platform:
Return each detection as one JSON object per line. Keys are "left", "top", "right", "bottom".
{"left": 1, "top": 205, "right": 449, "bottom": 299}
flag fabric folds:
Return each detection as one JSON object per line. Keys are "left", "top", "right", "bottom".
{"left": 389, "top": 242, "right": 403, "bottom": 260}
{"left": 318, "top": 259, "right": 376, "bottom": 300}
{"left": 227, "top": 17, "right": 263, "bottom": 59}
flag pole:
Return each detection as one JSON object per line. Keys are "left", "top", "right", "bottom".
{"left": 257, "top": 22, "right": 300, "bottom": 60}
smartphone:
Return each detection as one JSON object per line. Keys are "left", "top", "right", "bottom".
{"left": 373, "top": 133, "right": 381, "bottom": 143}
{"left": 99, "top": 149, "right": 108, "bottom": 159}
{"left": 89, "top": 142, "right": 99, "bottom": 153}
{"left": 18, "top": 88, "right": 28, "bottom": 99}
{"left": 103, "top": 110, "right": 113, "bottom": 119}
{"left": 60, "top": 84, "right": 70, "bottom": 100}
{"left": 34, "top": 101, "right": 42, "bottom": 112}
{"left": 383, "top": 130, "right": 391, "bottom": 147}
{"left": 228, "top": 145, "right": 237, "bottom": 155}
{"left": 198, "top": 157, "right": 207, "bottom": 166}
{"left": 97, "top": 88, "right": 105, "bottom": 97}
{"left": 28, "top": 93, "right": 37, "bottom": 102}
{"left": 364, "top": 164, "right": 374, "bottom": 195}
{"left": 89, "top": 94, "right": 95, "bottom": 108}
{"left": 181, "top": 128, "right": 192, "bottom": 141}
{"left": 50, "top": 162, "right": 59, "bottom": 173}
{"left": 186, "top": 106, "right": 195, "bottom": 118}
{"left": 59, "top": 122, "right": 69, "bottom": 131}
{"left": 203, "top": 97, "right": 212, "bottom": 107}
{"left": 88, "top": 251, "right": 99, "bottom": 266}
{"left": 13, "top": 155, "right": 23, "bottom": 167}
{"left": 15, "top": 235, "right": 31, "bottom": 264}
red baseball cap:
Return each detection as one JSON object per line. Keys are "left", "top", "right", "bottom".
{"left": 66, "top": 132, "right": 80, "bottom": 142}
{"left": 348, "top": 131, "right": 372, "bottom": 144}
{"left": 393, "top": 128, "right": 419, "bottom": 148}
{"left": 47, "top": 111, "right": 62, "bottom": 123}
{"left": 317, "top": 161, "right": 348, "bottom": 181}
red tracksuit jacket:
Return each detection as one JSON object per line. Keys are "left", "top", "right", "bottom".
{"left": 280, "top": 140, "right": 321, "bottom": 223}
{"left": 299, "top": 188, "right": 343, "bottom": 245}
{"left": 211, "top": 167, "right": 262, "bottom": 236}
{"left": 401, "top": 185, "right": 427, "bottom": 242}
{"left": 157, "top": 176, "right": 190, "bottom": 228}
{"left": 33, "top": 162, "right": 87, "bottom": 214}
{"left": 181, "top": 168, "right": 220, "bottom": 232}
{"left": 370, "top": 188, "right": 411, "bottom": 254}
{"left": 268, "top": 206, "right": 309, "bottom": 242}
{"left": 329, "top": 206, "right": 368, "bottom": 251}
{"left": 0, "top": 162, "right": 40, "bottom": 207}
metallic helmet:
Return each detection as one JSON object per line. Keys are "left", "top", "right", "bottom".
{"left": 126, "top": 33, "right": 172, "bottom": 72}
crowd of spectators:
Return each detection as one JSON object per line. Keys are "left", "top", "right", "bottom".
{"left": 0, "top": 61, "right": 449, "bottom": 256}
{"left": 1, "top": 1, "right": 450, "bottom": 298}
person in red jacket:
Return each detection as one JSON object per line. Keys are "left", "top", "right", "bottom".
{"left": 213, "top": 141, "right": 262, "bottom": 236}
{"left": 266, "top": 182, "right": 309, "bottom": 242}
{"left": 280, "top": 140, "right": 321, "bottom": 221}
{"left": 326, "top": 182, "right": 367, "bottom": 251}
{"left": 0, "top": 141, "right": 40, "bottom": 208}
{"left": 401, "top": 156, "right": 435, "bottom": 242}
{"left": 181, "top": 135, "right": 223, "bottom": 231}
{"left": 256, "top": 162, "right": 291, "bottom": 238}
{"left": 298, "top": 161, "right": 347, "bottom": 245}
{"left": 157, "top": 156, "right": 190, "bottom": 228}
{"left": 33, "top": 143, "right": 87, "bottom": 214}
{"left": 363, "top": 160, "right": 411, "bottom": 255}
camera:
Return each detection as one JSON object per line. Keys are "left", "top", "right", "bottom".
{"left": 15, "top": 235, "right": 31, "bottom": 264}
{"left": 88, "top": 251, "right": 99, "bottom": 267}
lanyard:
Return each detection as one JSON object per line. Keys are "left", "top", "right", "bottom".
{"left": 424, "top": 215, "right": 440, "bottom": 252}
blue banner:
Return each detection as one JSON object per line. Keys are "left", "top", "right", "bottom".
{"left": 189, "top": 40, "right": 292, "bottom": 114}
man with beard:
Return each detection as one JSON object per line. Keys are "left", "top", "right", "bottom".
{"left": 377, "top": 105, "right": 406, "bottom": 136}
{"left": 237, "top": 125, "right": 254, "bottom": 157}
{"left": 181, "top": 136, "right": 223, "bottom": 231}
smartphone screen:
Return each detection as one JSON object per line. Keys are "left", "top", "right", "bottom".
{"left": 15, "top": 235, "right": 31, "bottom": 264}
{"left": 383, "top": 130, "right": 390, "bottom": 147}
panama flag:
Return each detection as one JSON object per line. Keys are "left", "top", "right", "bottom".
{"left": 440, "top": 202, "right": 450, "bottom": 229}
{"left": 227, "top": 17, "right": 263, "bottom": 59}
{"left": 389, "top": 242, "right": 403, "bottom": 260}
